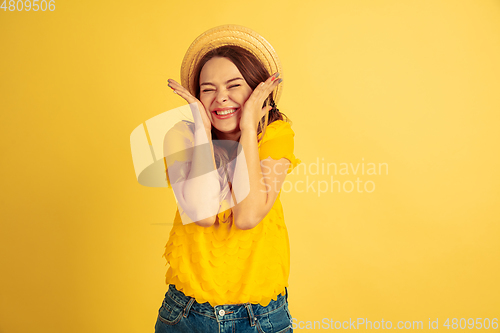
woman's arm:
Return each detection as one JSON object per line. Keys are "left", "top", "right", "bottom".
{"left": 230, "top": 74, "right": 287, "bottom": 229}
{"left": 231, "top": 129, "right": 290, "bottom": 229}
{"left": 164, "top": 102, "right": 221, "bottom": 227}
{"left": 179, "top": 126, "right": 220, "bottom": 226}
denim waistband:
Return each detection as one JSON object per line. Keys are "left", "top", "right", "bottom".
{"left": 166, "top": 284, "right": 288, "bottom": 321}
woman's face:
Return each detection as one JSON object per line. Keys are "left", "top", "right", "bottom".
{"left": 199, "top": 56, "right": 253, "bottom": 139}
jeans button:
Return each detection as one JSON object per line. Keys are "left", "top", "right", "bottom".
{"left": 219, "top": 309, "right": 225, "bottom": 316}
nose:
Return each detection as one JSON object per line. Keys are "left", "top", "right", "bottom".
{"left": 215, "top": 88, "right": 228, "bottom": 104}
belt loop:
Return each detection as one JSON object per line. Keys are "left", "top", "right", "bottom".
{"left": 244, "top": 303, "right": 257, "bottom": 327}
{"left": 183, "top": 297, "right": 195, "bottom": 318}
{"left": 285, "top": 287, "right": 288, "bottom": 302}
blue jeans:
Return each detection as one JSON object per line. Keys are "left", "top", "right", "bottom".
{"left": 154, "top": 284, "right": 293, "bottom": 333}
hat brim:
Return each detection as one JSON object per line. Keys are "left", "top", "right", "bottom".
{"left": 181, "top": 24, "right": 283, "bottom": 104}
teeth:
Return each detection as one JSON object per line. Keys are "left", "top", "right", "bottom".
{"left": 216, "top": 109, "right": 237, "bottom": 115}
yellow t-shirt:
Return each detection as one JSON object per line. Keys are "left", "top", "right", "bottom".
{"left": 162, "top": 119, "right": 301, "bottom": 307}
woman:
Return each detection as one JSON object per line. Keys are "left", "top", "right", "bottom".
{"left": 156, "top": 25, "right": 300, "bottom": 333}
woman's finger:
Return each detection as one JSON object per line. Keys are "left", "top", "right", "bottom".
{"left": 171, "top": 88, "right": 192, "bottom": 101}
{"left": 267, "top": 75, "right": 282, "bottom": 92}
{"left": 168, "top": 84, "right": 191, "bottom": 100}
{"left": 261, "top": 104, "right": 272, "bottom": 117}
{"left": 167, "top": 79, "right": 190, "bottom": 91}
{"left": 167, "top": 79, "right": 189, "bottom": 93}
{"left": 249, "top": 81, "right": 281, "bottom": 111}
{"left": 246, "top": 80, "right": 277, "bottom": 110}
{"left": 167, "top": 79, "right": 197, "bottom": 103}
{"left": 258, "top": 74, "right": 282, "bottom": 96}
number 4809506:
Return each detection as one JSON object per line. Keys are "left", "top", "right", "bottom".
{"left": 1, "top": 0, "right": 56, "bottom": 11}
{"left": 443, "top": 318, "right": 498, "bottom": 329}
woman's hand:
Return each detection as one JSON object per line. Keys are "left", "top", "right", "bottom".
{"left": 167, "top": 79, "right": 212, "bottom": 133}
{"left": 239, "top": 73, "right": 282, "bottom": 132}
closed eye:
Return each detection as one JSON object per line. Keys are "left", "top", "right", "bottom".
{"left": 202, "top": 85, "right": 239, "bottom": 93}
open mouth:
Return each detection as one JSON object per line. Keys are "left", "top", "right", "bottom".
{"left": 213, "top": 108, "right": 239, "bottom": 119}
{"left": 214, "top": 108, "right": 238, "bottom": 116}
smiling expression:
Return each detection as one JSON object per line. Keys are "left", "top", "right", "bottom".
{"left": 199, "top": 56, "right": 253, "bottom": 140}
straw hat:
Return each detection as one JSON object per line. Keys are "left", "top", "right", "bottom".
{"left": 180, "top": 24, "right": 283, "bottom": 104}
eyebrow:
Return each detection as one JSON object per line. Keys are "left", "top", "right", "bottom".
{"left": 200, "top": 77, "right": 244, "bottom": 87}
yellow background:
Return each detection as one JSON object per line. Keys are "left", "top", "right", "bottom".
{"left": 1, "top": 0, "right": 499, "bottom": 332}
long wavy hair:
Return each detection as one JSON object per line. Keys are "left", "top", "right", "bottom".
{"left": 192, "top": 45, "right": 290, "bottom": 221}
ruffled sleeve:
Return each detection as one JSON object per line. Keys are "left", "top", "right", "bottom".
{"left": 258, "top": 120, "right": 301, "bottom": 174}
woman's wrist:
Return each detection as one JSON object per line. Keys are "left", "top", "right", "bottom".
{"left": 205, "top": 128, "right": 213, "bottom": 140}
{"left": 193, "top": 127, "right": 213, "bottom": 144}
{"left": 240, "top": 127, "right": 258, "bottom": 139}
